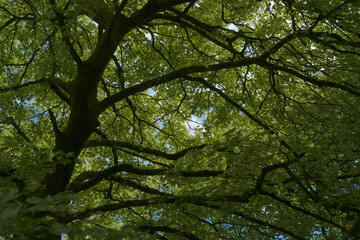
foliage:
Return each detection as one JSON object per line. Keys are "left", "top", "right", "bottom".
{"left": 0, "top": 0, "right": 360, "bottom": 239}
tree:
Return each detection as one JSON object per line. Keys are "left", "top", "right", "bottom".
{"left": 0, "top": 0, "right": 359, "bottom": 239}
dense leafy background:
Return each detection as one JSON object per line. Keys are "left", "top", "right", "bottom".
{"left": 1, "top": 0, "right": 360, "bottom": 239}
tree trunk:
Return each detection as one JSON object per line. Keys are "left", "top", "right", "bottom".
{"left": 30, "top": 64, "right": 102, "bottom": 239}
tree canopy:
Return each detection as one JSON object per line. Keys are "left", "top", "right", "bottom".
{"left": 0, "top": 0, "right": 360, "bottom": 239}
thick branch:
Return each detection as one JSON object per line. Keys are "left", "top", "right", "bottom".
{"left": 71, "top": 193, "right": 250, "bottom": 221}
{"left": 68, "top": 163, "right": 223, "bottom": 192}
{"left": 99, "top": 57, "right": 261, "bottom": 112}
{"left": 152, "top": 13, "right": 237, "bottom": 54}
{"left": 0, "top": 14, "right": 35, "bottom": 32}
{"left": 73, "top": 0, "right": 114, "bottom": 27}
{"left": 109, "top": 175, "right": 170, "bottom": 196}
{"left": 47, "top": 78, "right": 71, "bottom": 104}
{"left": 84, "top": 139, "right": 205, "bottom": 160}
{"left": 86, "top": 0, "right": 193, "bottom": 73}
{"left": 49, "top": 0, "right": 82, "bottom": 64}
{"left": 6, "top": 116, "right": 33, "bottom": 144}
{"left": 258, "top": 61, "right": 360, "bottom": 97}
{"left": 0, "top": 78, "right": 46, "bottom": 93}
